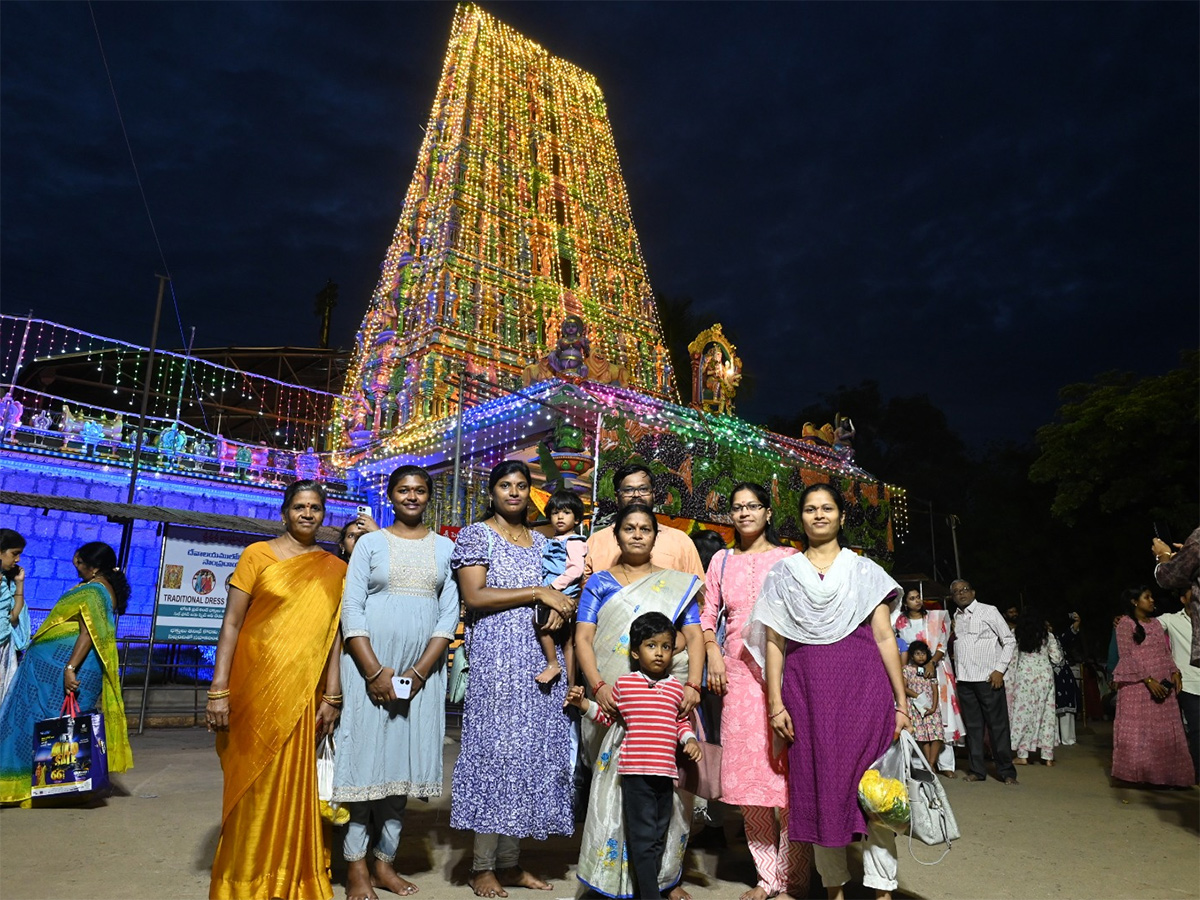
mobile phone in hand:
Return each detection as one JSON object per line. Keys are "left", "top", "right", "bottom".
{"left": 392, "top": 675, "right": 413, "bottom": 700}
{"left": 357, "top": 504, "right": 373, "bottom": 518}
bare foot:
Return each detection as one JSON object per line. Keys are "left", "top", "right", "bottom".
{"left": 346, "top": 859, "right": 380, "bottom": 900}
{"left": 940, "top": 769, "right": 956, "bottom": 778}
{"left": 496, "top": 866, "right": 553, "bottom": 891}
{"left": 1014, "top": 757, "right": 1029, "bottom": 765}
{"left": 370, "top": 857, "right": 418, "bottom": 895}
{"left": 667, "top": 886, "right": 693, "bottom": 900}
{"left": 740, "top": 887, "right": 770, "bottom": 900}
{"left": 469, "top": 870, "right": 508, "bottom": 898}
{"left": 534, "top": 662, "right": 562, "bottom": 684}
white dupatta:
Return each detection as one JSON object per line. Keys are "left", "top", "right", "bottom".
{"left": 743, "top": 548, "right": 901, "bottom": 669}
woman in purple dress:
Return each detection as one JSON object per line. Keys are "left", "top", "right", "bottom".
{"left": 450, "top": 460, "right": 577, "bottom": 898}
{"left": 745, "top": 483, "right": 908, "bottom": 900}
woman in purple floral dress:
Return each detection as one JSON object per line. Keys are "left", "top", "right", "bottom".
{"left": 450, "top": 461, "right": 577, "bottom": 898}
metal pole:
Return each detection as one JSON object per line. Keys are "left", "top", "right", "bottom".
{"left": 948, "top": 514, "right": 962, "bottom": 580}
{"left": 173, "top": 326, "right": 196, "bottom": 422}
{"left": 5, "top": 311, "right": 34, "bottom": 394}
{"left": 589, "top": 409, "right": 603, "bottom": 535}
{"left": 118, "top": 274, "right": 168, "bottom": 571}
{"left": 927, "top": 499, "right": 938, "bottom": 583}
{"left": 450, "top": 367, "right": 466, "bottom": 525}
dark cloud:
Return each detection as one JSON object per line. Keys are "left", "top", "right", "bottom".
{"left": 2, "top": 1, "right": 1196, "bottom": 445}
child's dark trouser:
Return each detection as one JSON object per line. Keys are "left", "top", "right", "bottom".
{"left": 622, "top": 774, "right": 674, "bottom": 899}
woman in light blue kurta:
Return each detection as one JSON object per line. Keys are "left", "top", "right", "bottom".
{"left": 333, "top": 465, "right": 460, "bottom": 900}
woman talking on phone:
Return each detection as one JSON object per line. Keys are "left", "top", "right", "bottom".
{"left": 334, "top": 465, "right": 461, "bottom": 900}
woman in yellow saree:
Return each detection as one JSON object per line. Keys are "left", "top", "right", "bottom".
{"left": 207, "top": 481, "right": 346, "bottom": 900}
{"left": 0, "top": 541, "right": 133, "bottom": 806}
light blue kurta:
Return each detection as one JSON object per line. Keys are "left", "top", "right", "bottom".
{"left": 333, "top": 529, "right": 459, "bottom": 802}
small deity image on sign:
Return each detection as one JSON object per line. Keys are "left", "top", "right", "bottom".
{"left": 163, "top": 564, "right": 183, "bottom": 590}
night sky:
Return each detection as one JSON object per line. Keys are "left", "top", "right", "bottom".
{"left": 2, "top": 2, "right": 1196, "bottom": 446}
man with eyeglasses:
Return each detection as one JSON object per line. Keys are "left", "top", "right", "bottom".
{"left": 584, "top": 463, "right": 704, "bottom": 578}
{"left": 949, "top": 579, "right": 1018, "bottom": 784}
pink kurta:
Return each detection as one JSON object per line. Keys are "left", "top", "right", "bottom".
{"left": 700, "top": 545, "right": 796, "bottom": 807}
{"left": 1111, "top": 617, "right": 1193, "bottom": 787}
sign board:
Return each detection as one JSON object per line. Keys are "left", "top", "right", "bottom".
{"left": 153, "top": 525, "right": 266, "bottom": 644}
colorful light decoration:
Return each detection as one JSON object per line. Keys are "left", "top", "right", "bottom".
{"left": 0, "top": 315, "right": 343, "bottom": 452}
{"left": 332, "top": 3, "right": 677, "bottom": 468}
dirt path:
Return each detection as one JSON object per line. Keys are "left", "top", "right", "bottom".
{"left": 0, "top": 723, "right": 1195, "bottom": 899}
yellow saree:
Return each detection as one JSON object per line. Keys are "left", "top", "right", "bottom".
{"left": 209, "top": 546, "right": 345, "bottom": 900}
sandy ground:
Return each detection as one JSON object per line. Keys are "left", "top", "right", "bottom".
{"left": 0, "top": 722, "right": 1196, "bottom": 900}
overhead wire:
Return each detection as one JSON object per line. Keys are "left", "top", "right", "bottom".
{"left": 87, "top": 2, "right": 210, "bottom": 429}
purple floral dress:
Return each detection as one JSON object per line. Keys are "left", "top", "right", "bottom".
{"left": 449, "top": 523, "right": 574, "bottom": 838}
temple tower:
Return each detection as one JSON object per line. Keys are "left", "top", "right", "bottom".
{"left": 332, "top": 4, "right": 676, "bottom": 465}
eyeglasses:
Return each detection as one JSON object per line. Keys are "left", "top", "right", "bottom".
{"left": 950, "top": 587, "right": 974, "bottom": 595}
{"left": 617, "top": 486, "right": 652, "bottom": 497}
{"left": 730, "top": 502, "right": 765, "bottom": 513}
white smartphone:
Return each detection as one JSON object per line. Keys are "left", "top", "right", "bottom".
{"left": 356, "top": 504, "right": 372, "bottom": 518}
{"left": 391, "top": 675, "right": 413, "bottom": 700}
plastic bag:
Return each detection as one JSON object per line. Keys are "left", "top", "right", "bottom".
{"left": 858, "top": 739, "right": 911, "bottom": 834}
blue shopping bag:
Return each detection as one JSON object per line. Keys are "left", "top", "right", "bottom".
{"left": 31, "top": 692, "right": 111, "bottom": 799}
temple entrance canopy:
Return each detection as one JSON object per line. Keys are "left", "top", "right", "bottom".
{"left": 332, "top": 4, "right": 676, "bottom": 468}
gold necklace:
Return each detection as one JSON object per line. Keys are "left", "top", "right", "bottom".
{"left": 805, "top": 551, "right": 836, "bottom": 574}
{"left": 620, "top": 562, "right": 655, "bottom": 584}
{"left": 494, "top": 517, "right": 528, "bottom": 544}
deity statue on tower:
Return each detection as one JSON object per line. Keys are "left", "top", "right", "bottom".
{"left": 522, "top": 315, "right": 628, "bottom": 388}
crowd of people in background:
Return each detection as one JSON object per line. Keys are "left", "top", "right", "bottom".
{"left": 0, "top": 466, "right": 1196, "bottom": 900}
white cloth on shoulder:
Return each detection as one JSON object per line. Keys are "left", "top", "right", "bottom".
{"left": 743, "top": 547, "right": 902, "bottom": 668}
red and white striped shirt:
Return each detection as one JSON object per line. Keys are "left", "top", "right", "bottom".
{"left": 587, "top": 672, "right": 695, "bottom": 778}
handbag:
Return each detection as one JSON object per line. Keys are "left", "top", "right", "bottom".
{"left": 447, "top": 636, "right": 470, "bottom": 703}
{"left": 714, "top": 550, "right": 730, "bottom": 649}
{"left": 448, "top": 526, "right": 492, "bottom": 703}
{"left": 676, "top": 708, "right": 722, "bottom": 801}
{"left": 859, "top": 730, "right": 959, "bottom": 864}
{"left": 899, "top": 730, "right": 960, "bottom": 863}
{"left": 31, "top": 692, "right": 110, "bottom": 800}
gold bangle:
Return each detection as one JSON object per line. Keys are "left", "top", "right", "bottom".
{"left": 207, "top": 689, "right": 230, "bottom": 700}
{"left": 366, "top": 665, "right": 386, "bottom": 683}
{"left": 411, "top": 668, "right": 428, "bottom": 684}
{"left": 321, "top": 693, "right": 343, "bottom": 706}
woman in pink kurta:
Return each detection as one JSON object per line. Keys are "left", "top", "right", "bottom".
{"left": 1111, "top": 587, "right": 1192, "bottom": 787}
{"left": 702, "top": 483, "right": 810, "bottom": 900}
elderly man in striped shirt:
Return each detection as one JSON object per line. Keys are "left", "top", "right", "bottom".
{"left": 950, "top": 579, "right": 1019, "bottom": 784}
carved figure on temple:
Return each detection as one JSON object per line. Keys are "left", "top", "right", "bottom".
{"left": 234, "top": 443, "right": 253, "bottom": 478}
{"left": 802, "top": 421, "right": 837, "bottom": 445}
{"left": 521, "top": 315, "right": 628, "bottom": 388}
{"left": 157, "top": 425, "right": 187, "bottom": 466}
{"left": 31, "top": 409, "right": 52, "bottom": 443}
{"left": 688, "top": 324, "right": 743, "bottom": 415}
{"left": 833, "top": 413, "right": 856, "bottom": 459}
{"left": 0, "top": 393, "right": 23, "bottom": 442}
{"left": 60, "top": 405, "right": 122, "bottom": 453}
{"left": 295, "top": 446, "right": 321, "bottom": 481}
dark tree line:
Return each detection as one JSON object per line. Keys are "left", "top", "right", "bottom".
{"left": 770, "top": 353, "right": 1198, "bottom": 629}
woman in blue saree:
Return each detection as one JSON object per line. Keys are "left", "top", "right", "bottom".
{"left": 573, "top": 503, "right": 706, "bottom": 900}
{"left": 0, "top": 541, "right": 133, "bottom": 806}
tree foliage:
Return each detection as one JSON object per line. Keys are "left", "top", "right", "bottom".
{"left": 1030, "top": 351, "right": 1199, "bottom": 530}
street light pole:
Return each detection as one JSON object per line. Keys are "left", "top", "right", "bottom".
{"left": 948, "top": 514, "right": 962, "bottom": 581}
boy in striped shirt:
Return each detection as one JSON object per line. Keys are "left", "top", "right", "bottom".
{"left": 566, "top": 611, "right": 702, "bottom": 898}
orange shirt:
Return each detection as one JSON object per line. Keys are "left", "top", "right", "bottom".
{"left": 584, "top": 522, "right": 704, "bottom": 579}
